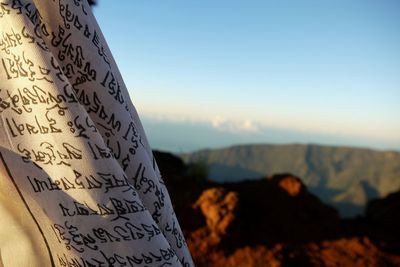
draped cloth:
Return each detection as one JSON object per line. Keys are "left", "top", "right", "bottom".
{"left": 0, "top": 1, "right": 194, "bottom": 266}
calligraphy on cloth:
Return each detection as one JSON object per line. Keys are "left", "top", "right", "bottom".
{"left": 0, "top": 1, "right": 194, "bottom": 266}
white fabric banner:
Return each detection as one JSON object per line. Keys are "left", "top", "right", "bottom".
{"left": 0, "top": 1, "right": 194, "bottom": 266}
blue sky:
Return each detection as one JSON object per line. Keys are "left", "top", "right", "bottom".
{"left": 94, "top": 1, "right": 400, "bottom": 152}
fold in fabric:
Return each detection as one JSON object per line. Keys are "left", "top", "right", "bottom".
{"left": 0, "top": 1, "right": 194, "bottom": 266}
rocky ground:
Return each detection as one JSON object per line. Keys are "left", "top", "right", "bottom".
{"left": 155, "top": 151, "right": 400, "bottom": 267}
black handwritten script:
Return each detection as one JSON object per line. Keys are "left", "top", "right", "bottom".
{"left": 0, "top": 1, "right": 194, "bottom": 266}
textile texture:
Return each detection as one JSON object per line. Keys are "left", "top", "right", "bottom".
{"left": 0, "top": 1, "right": 194, "bottom": 266}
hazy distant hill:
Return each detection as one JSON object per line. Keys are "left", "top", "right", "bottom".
{"left": 181, "top": 144, "right": 400, "bottom": 217}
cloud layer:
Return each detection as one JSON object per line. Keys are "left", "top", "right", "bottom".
{"left": 211, "top": 115, "right": 260, "bottom": 133}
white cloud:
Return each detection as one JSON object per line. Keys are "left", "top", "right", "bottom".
{"left": 211, "top": 115, "right": 226, "bottom": 128}
{"left": 241, "top": 119, "right": 260, "bottom": 132}
{"left": 139, "top": 110, "right": 400, "bottom": 146}
{"left": 141, "top": 112, "right": 261, "bottom": 134}
{"left": 210, "top": 115, "right": 260, "bottom": 134}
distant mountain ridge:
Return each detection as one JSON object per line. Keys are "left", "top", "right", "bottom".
{"left": 181, "top": 144, "right": 400, "bottom": 217}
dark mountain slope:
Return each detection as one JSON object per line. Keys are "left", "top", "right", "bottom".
{"left": 155, "top": 150, "right": 400, "bottom": 267}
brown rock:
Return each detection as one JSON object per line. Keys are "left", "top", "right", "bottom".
{"left": 223, "top": 174, "right": 340, "bottom": 246}
{"left": 300, "top": 237, "right": 400, "bottom": 267}
{"left": 276, "top": 175, "right": 303, "bottom": 196}
{"left": 193, "top": 187, "right": 238, "bottom": 238}
{"left": 221, "top": 246, "right": 282, "bottom": 267}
